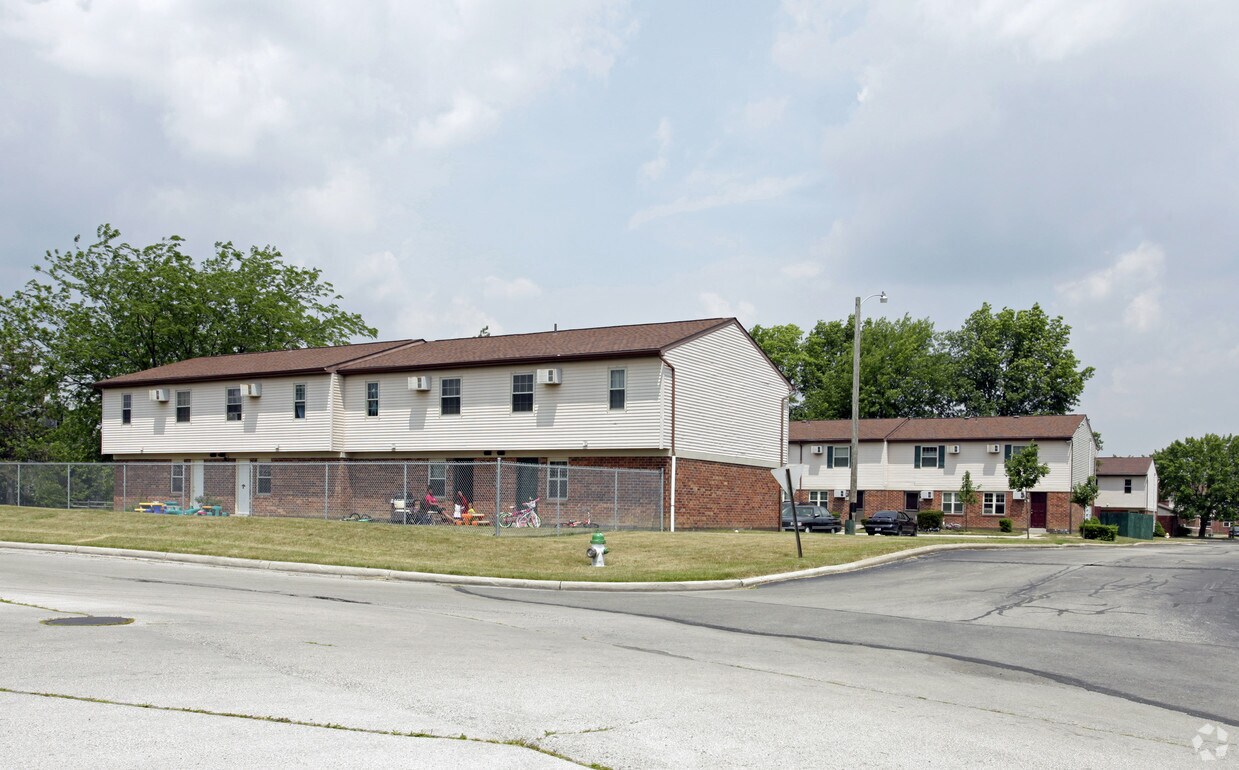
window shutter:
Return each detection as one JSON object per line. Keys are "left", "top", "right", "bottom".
{"left": 1004, "top": 444, "right": 1012, "bottom": 460}
{"left": 914, "top": 446, "right": 922, "bottom": 469}
{"left": 939, "top": 445, "right": 946, "bottom": 469}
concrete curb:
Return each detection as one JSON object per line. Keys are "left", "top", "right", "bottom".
{"left": 0, "top": 539, "right": 1127, "bottom": 592}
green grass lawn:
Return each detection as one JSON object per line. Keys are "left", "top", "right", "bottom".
{"left": 0, "top": 506, "right": 1122, "bottom": 582}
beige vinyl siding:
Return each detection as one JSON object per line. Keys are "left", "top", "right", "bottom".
{"left": 794, "top": 442, "right": 887, "bottom": 492}
{"left": 340, "top": 357, "right": 665, "bottom": 454}
{"left": 101, "top": 375, "right": 335, "bottom": 456}
{"left": 662, "top": 322, "right": 788, "bottom": 467}
{"left": 329, "top": 373, "right": 345, "bottom": 452}
{"left": 1070, "top": 418, "right": 1097, "bottom": 487}
{"left": 1097, "top": 469, "right": 1157, "bottom": 512}
{"left": 884, "top": 440, "right": 1073, "bottom": 492}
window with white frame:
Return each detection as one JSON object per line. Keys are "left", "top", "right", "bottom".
{"left": 366, "top": 382, "right": 379, "bottom": 417}
{"left": 808, "top": 490, "right": 830, "bottom": 505}
{"left": 256, "top": 463, "right": 272, "bottom": 495}
{"left": 983, "top": 492, "right": 1006, "bottom": 516}
{"left": 916, "top": 445, "right": 944, "bottom": 469}
{"left": 827, "top": 445, "right": 850, "bottom": 468}
{"left": 1124, "top": 478, "right": 1132, "bottom": 494}
{"left": 294, "top": 383, "right": 306, "bottom": 419}
{"left": 171, "top": 464, "right": 184, "bottom": 494}
{"left": 942, "top": 491, "right": 963, "bottom": 514}
{"left": 175, "top": 390, "right": 191, "bottom": 423}
{"left": 428, "top": 463, "right": 447, "bottom": 498}
{"left": 512, "top": 373, "right": 533, "bottom": 413}
{"left": 548, "top": 461, "right": 568, "bottom": 500}
{"left": 441, "top": 377, "right": 461, "bottom": 416}
{"left": 609, "top": 369, "right": 626, "bottom": 410}
{"left": 121, "top": 394, "right": 132, "bottom": 425}
{"left": 1004, "top": 444, "right": 1028, "bottom": 460}
{"left": 226, "top": 387, "right": 242, "bottom": 421}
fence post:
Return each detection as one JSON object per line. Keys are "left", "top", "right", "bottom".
{"left": 324, "top": 463, "right": 330, "bottom": 520}
{"left": 67, "top": 463, "right": 72, "bottom": 510}
{"left": 658, "top": 469, "right": 665, "bottom": 532}
{"left": 494, "top": 458, "right": 502, "bottom": 536}
{"left": 122, "top": 463, "right": 127, "bottom": 512}
{"left": 16, "top": 463, "right": 21, "bottom": 507}
{"left": 613, "top": 468, "right": 619, "bottom": 531}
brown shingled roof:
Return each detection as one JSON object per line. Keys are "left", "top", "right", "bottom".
{"left": 1096, "top": 456, "right": 1154, "bottom": 475}
{"left": 789, "top": 419, "right": 907, "bottom": 442}
{"left": 887, "top": 415, "right": 1087, "bottom": 442}
{"left": 789, "top": 415, "right": 1088, "bottom": 443}
{"left": 339, "top": 318, "right": 735, "bottom": 373}
{"left": 95, "top": 339, "right": 420, "bottom": 388}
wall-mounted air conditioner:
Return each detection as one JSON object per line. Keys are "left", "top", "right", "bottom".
{"left": 810, "top": 445, "right": 824, "bottom": 455}
{"left": 536, "top": 368, "right": 561, "bottom": 385}
{"left": 149, "top": 388, "right": 169, "bottom": 402}
{"left": 987, "top": 444, "right": 1001, "bottom": 454}
{"left": 1012, "top": 490, "right": 1027, "bottom": 500}
{"left": 920, "top": 490, "right": 934, "bottom": 500}
{"left": 408, "top": 376, "right": 431, "bottom": 391}
{"left": 834, "top": 489, "right": 848, "bottom": 499}
{"left": 242, "top": 383, "right": 262, "bottom": 397}
{"left": 949, "top": 445, "right": 961, "bottom": 454}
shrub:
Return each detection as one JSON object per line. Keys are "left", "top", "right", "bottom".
{"left": 1153, "top": 521, "right": 1166, "bottom": 538}
{"left": 998, "top": 518, "right": 1013, "bottom": 533}
{"left": 917, "top": 510, "right": 944, "bottom": 530}
{"left": 1079, "top": 520, "right": 1119, "bottom": 541}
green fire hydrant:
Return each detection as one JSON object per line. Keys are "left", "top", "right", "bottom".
{"left": 587, "top": 532, "right": 609, "bottom": 567}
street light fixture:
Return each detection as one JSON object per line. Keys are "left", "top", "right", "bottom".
{"left": 847, "top": 291, "right": 888, "bottom": 535}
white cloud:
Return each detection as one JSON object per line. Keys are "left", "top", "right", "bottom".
{"left": 640, "top": 117, "right": 672, "bottom": 181}
{"left": 628, "top": 173, "right": 810, "bottom": 229}
{"left": 781, "top": 261, "right": 822, "bottom": 279}
{"left": 698, "top": 292, "right": 756, "bottom": 324}
{"left": 742, "top": 96, "right": 787, "bottom": 129}
{"left": 482, "top": 276, "right": 542, "bottom": 300}
{"left": 293, "top": 165, "right": 380, "bottom": 233}
{"left": 1, "top": 1, "right": 633, "bottom": 159}
{"left": 1056, "top": 242, "right": 1165, "bottom": 331}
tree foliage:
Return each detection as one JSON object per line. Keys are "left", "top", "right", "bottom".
{"left": 958, "top": 470, "right": 980, "bottom": 509}
{"left": 945, "top": 303, "right": 1094, "bottom": 417}
{"left": 1154, "top": 434, "right": 1239, "bottom": 538}
{"left": 753, "top": 302, "right": 1093, "bottom": 421}
{"left": 0, "top": 225, "right": 376, "bottom": 461}
{"left": 1070, "top": 475, "right": 1099, "bottom": 509}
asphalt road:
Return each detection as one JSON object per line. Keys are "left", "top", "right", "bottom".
{"left": 1, "top": 541, "right": 1234, "bottom": 768}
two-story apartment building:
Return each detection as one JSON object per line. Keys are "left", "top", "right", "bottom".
{"left": 1094, "top": 457, "right": 1158, "bottom": 517}
{"left": 789, "top": 415, "right": 1099, "bottom": 530}
{"left": 96, "top": 318, "right": 791, "bottom": 529}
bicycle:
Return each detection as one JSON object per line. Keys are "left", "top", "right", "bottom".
{"left": 498, "top": 498, "right": 541, "bottom": 528}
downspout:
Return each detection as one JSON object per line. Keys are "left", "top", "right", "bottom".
{"left": 661, "top": 357, "right": 677, "bottom": 532}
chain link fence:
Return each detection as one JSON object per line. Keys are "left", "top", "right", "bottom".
{"left": 0, "top": 460, "right": 664, "bottom": 535}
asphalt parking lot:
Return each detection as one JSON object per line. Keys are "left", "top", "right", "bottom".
{"left": 1, "top": 541, "right": 1234, "bottom": 767}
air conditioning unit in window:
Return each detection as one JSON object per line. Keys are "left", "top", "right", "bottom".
{"left": 1012, "top": 490, "right": 1027, "bottom": 500}
{"left": 810, "top": 445, "right": 824, "bottom": 455}
{"left": 949, "top": 445, "right": 961, "bottom": 454}
{"left": 834, "top": 489, "right": 848, "bottom": 499}
{"left": 148, "top": 388, "right": 169, "bottom": 402}
{"left": 920, "top": 490, "right": 934, "bottom": 500}
{"left": 536, "top": 368, "right": 561, "bottom": 385}
{"left": 242, "top": 383, "right": 262, "bottom": 397}
{"left": 408, "top": 376, "right": 431, "bottom": 391}
{"left": 987, "top": 444, "right": 1001, "bottom": 454}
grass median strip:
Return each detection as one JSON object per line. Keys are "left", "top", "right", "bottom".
{"left": 0, "top": 506, "right": 1108, "bottom": 582}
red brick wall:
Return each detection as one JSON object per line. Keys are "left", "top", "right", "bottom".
{"left": 670, "top": 458, "right": 782, "bottom": 530}
{"left": 939, "top": 491, "right": 1079, "bottom": 530}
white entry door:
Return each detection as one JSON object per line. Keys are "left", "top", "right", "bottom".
{"left": 191, "top": 461, "right": 205, "bottom": 506}
{"left": 235, "top": 460, "right": 252, "bottom": 516}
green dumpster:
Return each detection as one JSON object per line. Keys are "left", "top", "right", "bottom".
{"left": 1097, "top": 510, "right": 1155, "bottom": 539}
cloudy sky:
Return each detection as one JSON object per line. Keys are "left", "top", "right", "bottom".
{"left": 2, "top": 0, "right": 1236, "bottom": 456}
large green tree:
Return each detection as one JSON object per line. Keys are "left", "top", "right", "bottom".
{"left": 752, "top": 315, "right": 953, "bottom": 420}
{"left": 0, "top": 225, "right": 376, "bottom": 461}
{"left": 1154, "top": 434, "right": 1238, "bottom": 538}
{"left": 945, "top": 303, "right": 1094, "bottom": 416}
